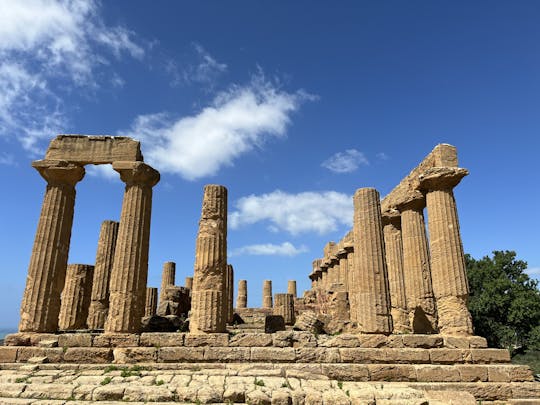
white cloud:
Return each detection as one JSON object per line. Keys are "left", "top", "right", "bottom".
{"left": 229, "top": 242, "right": 308, "bottom": 257}
{"left": 321, "top": 149, "right": 369, "bottom": 173}
{"left": 86, "top": 164, "right": 120, "bottom": 181}
{"left": 0, "top": 152, "right": 15, "bottom": 166}
{"left": 124, "top": 75, "right": 314, "bottom": 180}
{"left": 0, "top": 0, "right": 143, "bottom": 153}
{"left": 376, "top": 152, "right": 390, "bottom": 161}
{"left": 229, "top": 190, "right": 353, "bottom": 235}
{"left": 526, "top": 267, "right": 540, "bottom": 280}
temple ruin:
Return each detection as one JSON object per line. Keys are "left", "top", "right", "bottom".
{"left": 1, "top": 136, "right": 538, "bottom": 404}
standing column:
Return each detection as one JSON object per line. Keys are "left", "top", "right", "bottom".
{"left": 351, "top": 188, "right": 392, "bottom": 334}
{"left": 190, "top": 185, "right": 228, "bottom": 333}
{"left": 273, "top": 293, "right": 295, "bottom": 325}
{"left": 237, "top": 280, "right": 247, "bottom": 308}
{"left": 262, "top": 280, "right": 273, "bottom": 308}
{"left": 87, "top": 220, "right": 119, "bottom": 330}
{"left": 420, "top": 167, "right": 473, "bottom": 335}
{"left": 225, "top": 264, "right": 234, "bottom": 323}
{"left": 382, "top": 212, "right": 410, "bottom": 333}
{"left": 320, "top": 262, "right": 329, "bottom": 290}
{"left": 346, "top": 249, "right": 356, "bottom": 321}
{"left": 330, "top": 256, "right": 340, "bottom": 285}
{"left": 145, "top": 287, "right": 158, "bottom": 317}
{"left": 19, "top": 161, "right": 85, "bottom": 332}
{"left": 185, "top": 277, "right": 193, "bottom": 291}
{"left": 105, "top": 162, "right": 160, "bottom": 333}
{"left": 337, "top": 249, "right": 349, "bottom": 291}
{"left": 398, "top": 194, "right": 438, "bottom": 333}
{"left": 159, "top": 262, "right": 176, "bottom": 304}
{"left": 287, "top": 280, "right": 297, "bottom": 298}
{"left": 59, "top": 264, "right": 94, "bottom": 330}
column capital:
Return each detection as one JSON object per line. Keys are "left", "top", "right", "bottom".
{"left": 32, "top": 160, "right": 85, "bottom": 186}
{"left": 113, "top": 161, "right": 160, "bottom": 187}
{"left": 330, "top": 255, "right": 340, "bottom": 265}
{"left": 419, "top": 167, "right": 468, "bottom": 191}
{"left": 382, "top": 209, "right": 401, "bottom": 228}
{"left": 336, "top": 248, "right": 348, "bottom": 258}
{"left": 396, "top": 191, "right": 425, "bottom": 212}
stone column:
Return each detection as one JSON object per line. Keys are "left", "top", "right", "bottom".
{"left": 420, "top": 167, "right": 473, "bottom": 335}
{"left": 225, "top": 264, "right": 234, "bottom": 323}
{"left": 145, "top": 287, "right": 158, "bottom": 317}
{"left": 262, "top": 280, "right": 273, "bottom": 308}
{"left": 19, "top": 161, "right": 85, "bottom": 332}
{"left": 159, "top": 262, "right": 176, "bottom": 304}
{"left": 351, "top": 188, "right": 392, "bottom": 334}
{"left": 287, "top": 280, "right": 297, "bottom": 298}
{"left": 346, "top": 249, "right": 356, "bottom": 321}
{"left": 87, "top": 220, "right": 119, "bottom": 330}
{"left": 382, "top": 212, "right": 410, "bottom": 333}
{"left": 105, "top": 162, "right": 160, "bottom": 333}
{"left": 320, "top": 262, "right": 329, "bottom": 290}
{"left": 59, "top": 264, "right": 94, "bottom": 330}
{"left": 337, "top": 249, "right": 349, "bottom": 291}
{"left": 330, "top": 256, "right": 340, "bottom": 285}
{"left": 190, "top": 185, "right": 228, "bottom": 333}
{"left": 273, "top": 293, "right": 295, "bottom": 325}
{"left": 237, "top": 280, "right": 247, "bottom": 308}
{"left": 185, "top": 277, "right": 193, "bottom": 291}
{"left": 398, "top": 193, "right": 438, "bottom": 333}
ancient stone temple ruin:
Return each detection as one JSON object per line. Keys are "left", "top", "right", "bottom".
{"left": 1, "top": 136, "right": 538, "bottom": 404}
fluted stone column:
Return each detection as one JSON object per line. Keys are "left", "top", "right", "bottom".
{"left": 346, "top": 249, "right": 356, "bottom": 321}
{"left": 87, "top": 220, "right": 119, "bottom": 330}
{"left": 145, "top": 287, "right": 158, "bottom": 317}
{"left": 262, "top": 280, "right": 273, "bottom": 308}
{"left": 19, "top": 161, "right": 85, "bottom": 332}
{"left": 351, "top": 188, "right": 392, "bottom": 334}
{"left": 185, "top": 277, "right": 193, "bottom": 291}
{"left": 159, "top": 262, "right": 176, "bottom": 304}
{"left": 190, "top": 185, "right": 228, "bottom": 333}
{"left": 59, "top": 264, "right": 94, "bottom": 330}
{"left": 398, "top": 194, "right": 438, "bottom": 333}
{"left": 329, "top": 256, "right": 340, "bottom": 285}
{"left": 337, "top": 249, "right": 349, "bottom": 291}
{"left": 320, "top": 263, "right": 329, "bottom": 290}
{"left": 237, "top": 280, "right": 247, "bottom": 308}
{"left": 287, "top": 280, "right": 297, "bottom": 298}
{"left": 225, "top": 264, "right": 234, "bottom": 323}
{"left": 421, "top": 167, "right": 473, "bottom": 335}
{"left": 382, "top": 212, "right": 410, "bottom": 333}
{"left": 273, "top": 293, "right": 295, "bottom": 325}
{"left": 105, "top": 162, "right": 160, "bottom": 333}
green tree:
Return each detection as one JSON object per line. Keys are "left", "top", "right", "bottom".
{"left": 466, "top": 250, "right": 540, "bottom": 353}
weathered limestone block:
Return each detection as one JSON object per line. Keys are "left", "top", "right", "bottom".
{"left": 288, "top": 280, "right": 297, "bottom": 298}
{"left": 262, "top": 280, "right": 273, "bottom": 308}
{"left": 398, "top": 194, "right": 438, "bottom": 333}
{"left": 293, "top": 310, "right": 324, "bottom": 334}
{"left": 156, "top": 286, "right": 191, "bottom": 316}
{"left": 105, "top": 161, "right": 160, "bottom": 333}
{"left": 273, "top": 293, "right": 295, "bottom": 325}
{"left": 225, "top": 264, "right": 234, "bottom": 323}
{"left": 420, "top": 167, "right": 473, "bottom": 336}
{"left": 351, "top": 188, "right": 392, "bottom": 334}
{"left": 87, "top": 220, "right": 119, "bottom": 330}
{"left": 144, "top": 287, "right": 158, "bottom": 317}
{"left": 237, "top": 280, "right": 247, "bottom": 309}
{"left": 328, "top": 290, "right": 350, "bottom": 322}
{"left": 19, "top": 161, "right": 85, "bottom": 332}
{"left": 159, "top": 262, "right": 176, "bottom": 304}
{"left": 59, "top": 264, "right": 94, "bottom": 330}
{"left": 382, "top": 211, "right": 410, "bottom": 333}
{"left": 190, "top": 185, "right": 228, "bottom": 333}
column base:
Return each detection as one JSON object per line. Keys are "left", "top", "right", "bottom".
{"left": 436, "top": 295, "right": 474, "bottom": 336}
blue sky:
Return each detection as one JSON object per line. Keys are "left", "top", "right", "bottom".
{"left": 1, "top": 1, "right": 539, "bottom": 329}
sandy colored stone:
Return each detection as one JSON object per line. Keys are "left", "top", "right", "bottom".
{"left": 0, "top": 347, "right": 18, "bottom": 362}
{"left": 351, "top": 188, "right": 392, "bottom": 333}
{"left": 87, "top": 220, "right": 119, "bottom": 330}
{"left": 470, "top": 348, "right": 511, "bottom": 363}
{"left": 402, "top": 335, "right": 443, "bottom": 348}
{"left": 113, "top": 347, "right": 157, "bottom": 363}
{"left": 237, "top": 279, "right": 248, "bottom": 309}
{"left": 229, "top": 333, "right": 273, "bottom": 347}
{"left": 105, "top": 161, "right": 160, "bottom": 333}
{"left": 273, "top": 294, "right": 295, "bottom": 325}
{"left": 287, "top": 280, "right": 297, "bottom": 298}
{"left": 251, "top": 347, "right": 296, "bottom": 362}
{"left": 158, "top": 347, "right": 205, "bottom": 362}
{"left": 190, "top": 185, "right": 228, "bottom": 333}
{"left": 139, "top": 332, "right": 185, "bottom": 347}
{"left": 58, "top": 264, "right": 94, "bottom": 330}
{"left": 159, "top": 262, "right": 176, "bottom": 305}
{"left": 144, "top": 287, "right": 158, "bottom": 317}
{"left": 204, "top": 347, "right": 250, "bottom": 362}
{"left": 92, "top": 333, "right": 140, "bottom": 347}
{"left": 263, "top": 280, "right": 273, "bottom": 309}
{"left": 184, "top": 333, "right": 229, "bottom": 347}
{"left": 225, "top": 264, "right": 234, "bottom": 323}
{"left": 63, "top": 348, "right": 112, "bottom": 363}
{"left": 19, "top": 161, "right": 85, "bottom": 333}
{"left": 415, "top": 365, "right": 461, "bottom": 382}
{"left": 185, "top": 276, "right": 193, "bottom": 291}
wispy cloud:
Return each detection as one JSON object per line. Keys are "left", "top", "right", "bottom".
{"left": 123, "top": 74, "right": 314, "bottom": 180}
{"left": 229, "top": 190, "right": 352, "bottom": 235}
{"left": 229, "top": 242, "right": 308, "bottom": 257}
{"left": 0, "top": 152, "right": 16, "bottom": 166}
{"left": 86, "top": 164, "right": 120, "bottom": 182}
{"left": 376, "top": 152, "right": 390, "bottom": 161}
{"left": 321, "top": 149, "right": 369, "bottom": 173}
{"left": 526, "top": 267, "right": 540, "bottom": 280}
{"left": 0, "top": 0, "right": 143, "bottom": 153}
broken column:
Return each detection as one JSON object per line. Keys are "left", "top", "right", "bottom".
{"left": 87, "top": 220, "right": 119, "bottom": 330}
{"left": 59, "top": 264, "right": 94, "bottom": 330}
{"left": 273, "top": 293, "right": 295, "bottom": 325}
{"left": 382, "top": 211, "right": 410, "bottom": 333}
{"left": 351, "top": 188, "right": 392, "bottom": 334}
{"left": 159, "top": 262, "right": 176, "bottom": 304}
{"left": 105, "top": 162, "right": 160, "bottom": 333}
{"left": 145, "top": 287, "right": 158, "bottom": 317}
{"left": 263, "top": 280, "right": 273, "bottom": 308}
{"left": 420, "top": 167, "right": 473, "bottom": 335}
{"left": 225, "top": 264, "right": 234, "bottom": 323}
{"left": 19, "top": 161, "right": 85, "bottom": 332}
{"left": 398, "top": 193, "right": 438, "bottom": 333}
{"left": 237, "top": 280, "right": 247, "bottom": 309}
{"left": 190, "top": 185, "right": 228, "bottom": 333}
{"left": 287, "top": 280, "right": 297, "bottom": 298}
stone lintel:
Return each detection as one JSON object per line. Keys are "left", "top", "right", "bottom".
{"left": 419, "top": 167, "right": 469, "bottom": 190}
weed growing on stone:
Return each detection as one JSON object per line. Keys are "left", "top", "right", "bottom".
{"left": 155, "top": 379, "right": 165, "bottom": 386}
{"left": 254, "top": 377, "right": 265, "bottom": 387}
{"left": 104, "top": 365, "right": 118, "bottom": 373}
{"left": 100, "top": 376, "right": 112, "bottom": 385}
{"left": 337, "top": 381, "right": 343, "bottom": 389}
